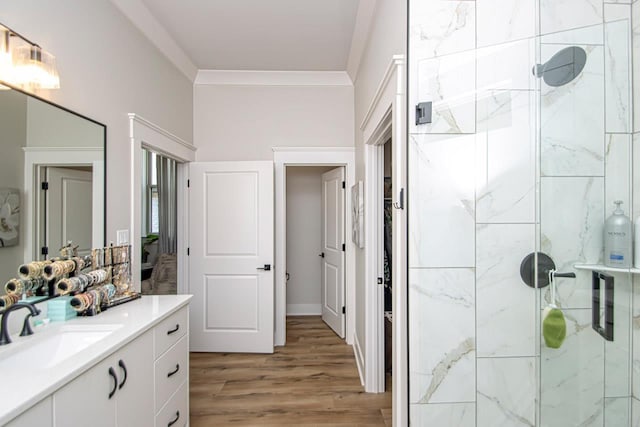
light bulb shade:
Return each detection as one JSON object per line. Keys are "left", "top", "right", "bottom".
{"left": 11, "top": 44, "right": 59, "bottom": 89}
{"left": 0, "top": 30, "right": 12, "bottom": 85}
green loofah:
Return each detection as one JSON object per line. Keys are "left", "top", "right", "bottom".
{"left": 543, "top": 307, "right": 567, "bottom": 349}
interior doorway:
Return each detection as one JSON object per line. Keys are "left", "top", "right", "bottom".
{"left": 382, "top": 139, "right": 393, "bottom": 383}
{"left": 273, "top": 147, "right": 356, "bottom": 347}
{"left": 140, "top": 148, "right": 179, "bottom": 296}
{"left": 285, "top": 166, "right": 345, "bottom": 338}
{"left": 38, "top": 165, "right": 93, "bottom": 259}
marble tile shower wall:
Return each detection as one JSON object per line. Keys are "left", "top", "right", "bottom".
{"left": 408, "top": 0, "right": 634, "bottom": 426}
{"left": 633, "top": 2, "right": 640, "bottom": 426}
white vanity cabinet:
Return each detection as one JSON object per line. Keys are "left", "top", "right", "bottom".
{"left": 53, "top": 330, "right": 154, "bottom": 427}
{"left": 5, "top": 398, "right": 52, "bottom": 427}
{"left": 0, "top": 297, "right": 191, "bottom": 427}
{"left": 153, "top": 306, "right": 189, "bottom": 427}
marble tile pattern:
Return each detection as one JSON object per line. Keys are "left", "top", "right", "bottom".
{"left": 476, "top": 90, "right": 536, "bottom": 223}
{"left": 604, "top": 6, "right": 632, "bottom": 133}
{"left": 410, "top": 1, "right": 476, "bottom": 135}
{"left": 477, "top": 357, "right": 536, "bottom": 427}
{"left": 605, "top": 397, "right": 631, "bottom": 426}
{"left": 409, "top": 134, "right": 476, "bottom": 268}
{"left": 605, "top": 134, "right": 632, "bottom": 211}
{"left": 540, "top": 309, "right": 605, "bottom": 427}
{"left": 408, "top": 0, "right": 635, "bottom": 424}
{"left": 410, "top": 402, "right": 476, "bottom": 426}
{"left": 605, "top": 274, "right": 632, "bottom": 398}
{"left": 633, "top": 278, "right": 640, "bottom": 399}
{"left": 540, "top": 44, "right": 605, "bottom": 177}
{"left": 633, "top": 398, "right": 640, "bottom": 426}
{"left": 634, "top": 134, "right": 640, "bottom": 218}
{"left": 476, "top": 39, "right": 536, "bottom": 91}
{"left": 540, "top": 177, "right": 604, "bottom": 308}
{"left": 476, "top": 224, "right": 536, "bottom": 357}
{"left": 413, "top": 51, "right": 477, "bottom": 134}
{"left": 409, "top": 268, "right": 476, "bottom": 404}
{"left": 410, "top": 0, "right": 475, "bottom": 59}
{"left": 476, "top": 0, "right": 536, "bottom": 48}
{"left": 540, "top": 0, "right": 603, "bottom": 35}
{"left": 633, "top": 2, "right": 640, "bottom": 133}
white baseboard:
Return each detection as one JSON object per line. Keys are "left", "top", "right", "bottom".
{"left": 286, "top": 304, "right": 322, "bottom": 316}
{"left": 353, "top": 333, "right": 365, "bottom": 386}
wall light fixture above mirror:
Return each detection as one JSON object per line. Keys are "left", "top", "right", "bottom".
{"left": 0, "top": 22, "right": 60, "bottom": 90}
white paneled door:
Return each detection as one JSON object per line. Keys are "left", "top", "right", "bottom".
{"left": 189, "top": 161, "right": 274, "bottom": 353}
{"left": 321, "top": 167, "right": 345, "bottom": 338}
{"left": 46, "top": 167, "right": 92, "bottom": 256}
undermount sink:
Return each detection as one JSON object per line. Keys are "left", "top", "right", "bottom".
{"left": 1, "top": 324, "right": 122, "bottom": 369}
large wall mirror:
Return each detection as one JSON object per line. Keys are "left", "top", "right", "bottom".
{"left": 0, "top": 85, "right": 106, "bottom": 292}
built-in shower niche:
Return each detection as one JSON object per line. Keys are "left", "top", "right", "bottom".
{"left": 538, "top": 18, "right": 632, "bottom": 427}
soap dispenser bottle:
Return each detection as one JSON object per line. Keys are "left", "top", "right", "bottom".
{"left": 605, "top": 200, "right": 632, "bottom": 267}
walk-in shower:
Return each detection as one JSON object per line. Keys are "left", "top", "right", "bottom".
{"left": 408, "top": 1, "right": 635, "bottom": 424}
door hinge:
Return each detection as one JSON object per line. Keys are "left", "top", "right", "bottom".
{"left": 187, "top": 179, "right": 190, "bottom": 188}
{"left": 187, "top": 247, "right": 190, "bottom": 256}
{"left": 41, "top": 246, "right": 48, "bottom": 256}
{"left": 41, "top": 182, "right": 49, "bottom": 191}
{"left": 342, "top": 243, "right": 345, "bottom": 252}
{"left": 342, "top": 306, "right": 346, "bottom": 314}
{"left": 342, "top": 181, "right": 345, "bottom": 189}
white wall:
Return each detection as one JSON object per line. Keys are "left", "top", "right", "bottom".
{"left": 285, "top": 166, "right": 333, "bottom": 315}
{"left": 352, "top": 0, "right": 406, "bottom": 370}
{"left": 194, "top": 84, "right": 354, "bottom": 160}
{"left": 0, "top": 0, "right": 194, "bottom": 241}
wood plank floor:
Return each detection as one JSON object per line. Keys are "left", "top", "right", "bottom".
{"left": 190, "top": 316, "right": 391, "bottom": 426}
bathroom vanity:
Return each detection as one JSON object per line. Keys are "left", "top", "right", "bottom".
{"left": 0, "top": 295, "right": 191, "bottom": 427}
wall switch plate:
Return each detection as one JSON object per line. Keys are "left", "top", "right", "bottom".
{"left": 116, "top": 229, "right": 129, "bottom": 245}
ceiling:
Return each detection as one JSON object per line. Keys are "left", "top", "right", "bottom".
{"left": 136, "top": 0, "right": 361, "bottom": 73}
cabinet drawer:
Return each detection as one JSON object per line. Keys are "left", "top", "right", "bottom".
{"left": 155, "top": 334, "right": 188, "bottom": 410}
{"left": 155, "top": 306, "right": 188, "bottom": 358}
{"left": 156, "top": 381, "right": 188, "bottom": 427}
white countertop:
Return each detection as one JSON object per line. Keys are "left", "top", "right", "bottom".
{"left": 0, "top": 294, "right": 192, "bottom": 425}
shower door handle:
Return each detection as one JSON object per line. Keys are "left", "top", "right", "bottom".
{"left": 592, "top": 271, "right": 614, "bottom": 341}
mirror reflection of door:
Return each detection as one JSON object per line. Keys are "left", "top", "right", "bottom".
{"left": 141, "top": 149, "right": 178, "bottom": 295}
{"left": 41, "top": 166, "right": 93, "bottom": 258}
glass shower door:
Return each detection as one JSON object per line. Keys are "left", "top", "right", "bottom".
{"left": 537, "top": 17, "right": 633, "bottom": 427}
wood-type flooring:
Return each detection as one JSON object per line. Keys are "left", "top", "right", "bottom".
{"left": 190, "top": 316, "right": 391, "bottom": 426}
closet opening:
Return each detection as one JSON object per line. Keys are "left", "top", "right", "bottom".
{"left": 285, "top": 165, "right": 345, "bottom": 338}
{"left": 382, "top": 138, "right": 393, "bottom": 386}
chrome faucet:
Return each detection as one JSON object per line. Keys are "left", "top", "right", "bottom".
{"left": 0, "top": 302, "right": 41, "bottom": 345}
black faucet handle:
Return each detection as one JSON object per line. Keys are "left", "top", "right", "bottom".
{"left": 553, "top": 272, "right": 577, "bottom": 279}
{"left": 19, "top": 313, "right": 36, "bottom": 337}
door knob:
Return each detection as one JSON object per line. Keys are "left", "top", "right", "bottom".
{"left": 319, "top": 252, "right": 325, "bottom": 258}
{"left": 257, "top": 264, "right": 271, "bottom": 271}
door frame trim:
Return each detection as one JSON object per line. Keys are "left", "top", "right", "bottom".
{"left": 23, "top": 147, "right": 104, "bottom": 263}
{"left": 273, "top": 147, "right": 356, "bottom": 348}
{"left": 361, "top": 55, "right": 407, "bottom": 426}
{"left": 128, "top": 113, "right": 195, "bottom": 293}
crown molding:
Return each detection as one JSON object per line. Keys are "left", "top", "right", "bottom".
{"left": 195, "top": 70, "right": 353, "bottom": 86}
{"left": 110, "top": 0, "right": 198, "bottom": 81}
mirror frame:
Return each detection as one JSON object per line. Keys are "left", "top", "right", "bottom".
{"left": 0, "top": 81, "right": 107, "bottom": 251}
